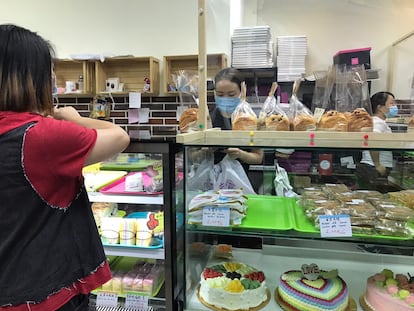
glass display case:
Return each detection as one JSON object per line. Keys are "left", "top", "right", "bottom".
{"left": 178, "top": 130, "right": 414, "bottom": 311}
{"left": 86, "top": 139, "right": 184, "bottom": 311}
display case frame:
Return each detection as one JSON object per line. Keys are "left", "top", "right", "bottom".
{"left": 176, "top": 1, "right": 414, "bottom": 310}
{"left": 88, "top": 139, "right": 184, "bottom": 311}
{"left": 179, "top": 131, "right": 414, "bottom": 311}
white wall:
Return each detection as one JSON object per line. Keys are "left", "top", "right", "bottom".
{"left": 1, "top": 0, "right": 412, "bottom": 98}
{"left": 0, "top": 0, "right": 199, "bottom": 58}
{"left": 242, "top": 0, "right": 414, "bottom": 98}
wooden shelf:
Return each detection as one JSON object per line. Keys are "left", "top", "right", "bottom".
{"left": 177, "top": 129, "right": 414, "bottom": 150}
{"left": 54, "top": 59, "right": 95, "bottom": 94}
{"left": 163, "top": 53, "right": 228, "bottom": 95}
{"left": 95, "top": 56, "right": 160, "bottom": 96}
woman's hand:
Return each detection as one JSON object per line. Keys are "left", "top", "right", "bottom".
{"left": 225, "top": 147, "right": 264, "bottom": 164}
{"left": 225, "top": 147, "right": 243, "bottom": 160}
{"left": 53, "top": 106, "right": 82, "bottom": 122}
{"left": 375, "top": 164, "right": 387, "bottom": 176}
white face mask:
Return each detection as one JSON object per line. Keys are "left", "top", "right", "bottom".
{"left": 386, "top": 105, "right": 398, "bottom": 118}
{"left": 214, "top": 96, "right": 241, "bottom": 118}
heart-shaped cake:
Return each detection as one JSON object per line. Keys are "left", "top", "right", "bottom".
{"left": 276, "top": 264, "right": 350, "bottom": 311}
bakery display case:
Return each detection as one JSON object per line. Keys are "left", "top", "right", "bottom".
{"left": 86, "top": 139, "right": 184, "bottom": 311}
{"left": 177, "top": 130, "right": 414, "bottom": 311}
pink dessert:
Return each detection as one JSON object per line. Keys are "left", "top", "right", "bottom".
{"left": 362, "top": 269, "right": 414, "bottom": 311}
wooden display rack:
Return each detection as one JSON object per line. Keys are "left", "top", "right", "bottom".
{"left": 163, "top": 53, "right": 228, "bottom": 94}
{"left": 176, "top": 128, "right": 414, "bottom": 150}
{"left": 54, "top": 59, "right": 95, "bottom": 95}
{"left": 95, "top": 56, "right": 160, "bottom": 96}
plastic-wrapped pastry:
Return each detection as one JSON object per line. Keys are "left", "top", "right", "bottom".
{"left": 374, "top": 218, "right": 412, "bottom": 237}
{"left": 344, "top": 200, "right": 377, "bottom": 218}
{"left": 347, "top": 108, "right": 373, "bottom": 132}
{"left": 408, "top": 115, "right": 414, "bottom": 128}
{"left": 263, "top": 113, "right": 290, "bottom": 131}
{"left": 353, "top": 190, "right": 385, "bottom": 200}
{"left": 389, "top": 189, "right": 414, "bottom": 209}
{"left": 317, "top": 110, "right": 348, "bottom": 131}
{"left": 179, "top": 108, "right": 199, "bottom": 133}
{"left": 232, "top": 81, "right": 258, "bottom": 130}
{"left": 293, "top": 114, "right": 316, "bottom": 131}
{"left": 232, "top": 113, "right": 258, "bottom": 130}
{"left": 377, "top": 203, "right": 414, "bottom": 221}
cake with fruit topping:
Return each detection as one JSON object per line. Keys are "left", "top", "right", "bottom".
{"left": 276, "top": 264, "right": 353, "bottom": 311}
{"left": 360, "top": 269, "right": 414, "bottom": 311}
{"left": 198, "top": 262, "right": 269, "bottom": 311}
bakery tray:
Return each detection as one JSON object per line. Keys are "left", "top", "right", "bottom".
{"left": 99, "top": 172, "right": 162, "bottom": 196}
{"left": 239, "top": 195, "right": 296, "bottom": 230}
{"left": 100, "top": 159, "right": 156, "bottom": 171}
{"left": 236, "top": 195, "right": 413, "bottom": 240}
{"left": 291, "top": 200, "right": 413, "bottom": 240}
{"left": 83, "top": 170, "right": 127, "bottom": 192}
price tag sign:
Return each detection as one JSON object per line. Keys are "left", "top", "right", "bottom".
{"left": 313, "top": 107, "right": 325, "bottom": 123}
{"left": 319, "top": 214, "right": 352, "bottom": 238}
{"left": 125, "top": 293, "right": 149, "bottom": 310}
{"left": 202, "top": 206, "right": 230, "bottom": 227}
{"left": 96, "top": 291, "right": 118, "bottom": 308}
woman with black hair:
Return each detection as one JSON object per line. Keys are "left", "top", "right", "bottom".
{"left": 356, "top": 91, "right": 397, "bottom": 191}
{"left": 211, "top": 67, "right": 263, "bottom": 166}
{"left": 0, "top": 24, "right": 130, "bottom": 310}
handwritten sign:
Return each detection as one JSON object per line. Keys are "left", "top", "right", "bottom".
{"left": 319, "top": 214, "right": 352, "bottom": 238}
{"left": 124, "top": 294, "right": 149, "bottom": 310}
{"left": 202, "top": 206, "right": 230, "bottom": 227}
{"left": 96, "top": 291, "right": 118, "bottom": 308}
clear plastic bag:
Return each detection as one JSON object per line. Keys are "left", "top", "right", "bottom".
{"left": 334, "top": 64, "right": 372, "bottom": 114}
{"left": 231, "top": 81, "right": 258, "bottom": 130}
{"left": 173, "top": 70, "right": 211, "bottom": 133}
{"left": 289, "top": 79, "right": 316, "bottom": 131}
{"left": 311, "top": 68, "right": 336, "bottom": 112}
{"left": 89, "top": 95, "right": 111, "bottom": 120}
{"left": 187, "top": 155, "right": 214, "bottom": 192}
{"left": 258, "top": 82, "right": 290, "bottom": 131}
{"left": 212, "top": 155, "right": 256, "bottom": 194}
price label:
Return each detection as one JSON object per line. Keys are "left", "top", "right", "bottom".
{"left": 96, "top": 291, "right": 118, "bottom": 308}
{"left": 313, "top": 107, "right": 325, "bottom": 123}
{"left": 319, "top": 214, "right": 352, "bottom": 238}
{"left": 125, "top": 294, "right": 149, "bottom": 310}
{"left": 202, "top": 206, "right": 230, "bottom": 227}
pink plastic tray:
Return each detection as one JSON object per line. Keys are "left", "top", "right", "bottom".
{"left": 99, "top": 172, "right": 163, "bottom": 196}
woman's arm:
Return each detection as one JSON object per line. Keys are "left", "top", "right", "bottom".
{"left": 53, "top": 106, "right": 130, "bottom": 166}
{"left": 225, "top": 148, "right": 264, "bottom": 165}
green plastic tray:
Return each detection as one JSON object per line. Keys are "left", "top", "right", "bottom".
{"left": 100, "top": 159, "right": 156, "bottom": 171}
{"left": 236, "top": 195, "right": 413, "bottom": 240}
{"left": 239, "top": 195, "right": 296, "bottom": 230}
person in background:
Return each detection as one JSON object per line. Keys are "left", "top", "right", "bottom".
{"left": 0, "top": 24, "right": 130, "bottom": 310}
{"left": 211, "top": 67, "right": 264, "bottom": 166}
{"left": 356, "top": 91, "right": 397, "bottom": 191}
{"left": 209, "top": 67, "right": 264, "bottom": 192}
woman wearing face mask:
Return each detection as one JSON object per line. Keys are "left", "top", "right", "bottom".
{"left": 356, "top": 91, "right": 397, "bottom": 191}
{"left": 208, "top": 68, "right": 264, "bottom": 192}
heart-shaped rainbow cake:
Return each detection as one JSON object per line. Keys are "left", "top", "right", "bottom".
{"left": 276, "top": 264, "right": 350, "bottom": 311}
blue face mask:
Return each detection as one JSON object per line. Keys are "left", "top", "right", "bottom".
{"left": 215, "top": 96, "right": 240, "bottom": 118}
{"left": 386, "top": 105, "right": 398, "bottom": 118}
